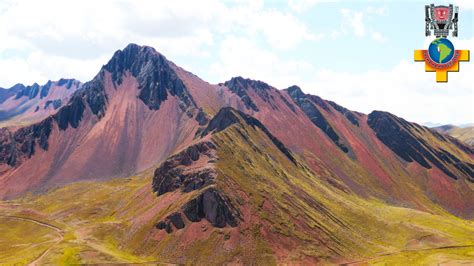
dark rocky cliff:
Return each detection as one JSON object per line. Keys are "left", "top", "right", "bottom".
{"left": 286, "top": 85, "right": 351, "bottom": 154}
{"left": 368, "top": 111, "right": 474, "bottom": 181}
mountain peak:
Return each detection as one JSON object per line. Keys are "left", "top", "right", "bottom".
{"left": 199, "top": 107, "right": 243, "bottom": 136}
{"left": 104, "top": 43, "right": 164, "bottom": 84}
{"left": 286, "top": 85, "right": 303, "bottom": 95}
{"left": 200, "top": 107, "right": 297, "bottom": 164}
{"left": 102, "top": 43, "right": 196, "bottom": 112}
{"left": 0, "top": 83, "right": 26, "bottom": 91}
{"left": 433, "top": 124, "right": 459, "bottom": 132}
{"left": 224, "top": 76, "right": 272, "bottom": 90}
{"left": 222, "top": 77, "right": 274, "bottom": 112}
{"left": 0, "top": 83, "right": 26, "bottom": 103}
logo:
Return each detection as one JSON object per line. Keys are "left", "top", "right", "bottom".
{"left": 434, "top": 7, "right": 449, "bottom": 21}
{"left": 414, "top": 4, "right": 469, "bottom": 82}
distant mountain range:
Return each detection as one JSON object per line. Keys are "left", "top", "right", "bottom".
{"left": 0, "top": 44, "right": 472, "bottom": 265}
{"left": 0, "top": 79, "right": 81, "bottom": 127}
{"left": 423, "top": 122, "right": 474, "bottom": 128}
{"left": 432, "top": 124, "right": 474, "bottom": 146}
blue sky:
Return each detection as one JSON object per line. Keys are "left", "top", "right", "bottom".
{"left": 0, "top": 0, "right": 473, "bottom": 124}
{"left": 285, "top": 1, "right": 473, "bottom": 72}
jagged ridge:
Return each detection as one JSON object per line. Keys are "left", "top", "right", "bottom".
{"left": 286, "top": 85, "right": 351, "bottom": 153}
{"left": 200, "top": 107, "right": 297, "bottom": 164}
{"left": 104, "top": 43, "right": 196, "bottom": 114}
{"left": 223, "top": 76, "right": 297, "bottom": 112}
{"left": 152, "top": 141, "right": 217, "bottom": 195}
{"left": 0, "top": 44, "right": 204, "bottom": 167}
{"left": 368, "top": 111, "right": 474, "bottom": 181}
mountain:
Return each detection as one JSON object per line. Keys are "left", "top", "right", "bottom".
{"left": 0, "top": 44, "right": 473, "bottom": 265}
{"left": 459, "top": 123, "right": 474, "bottom": 128}
{"left": 0, "top": 83, "right": 25, "bottom": 103}
{"left": 0, "top": 79, "right": 81, "bottom": 127}
{"left": 423, "top": 122, "right": 443, "bottom": 128}
{"left": 433, "top": 124, "right": 474, "bottom": 146}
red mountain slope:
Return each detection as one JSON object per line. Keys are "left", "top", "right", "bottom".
{"left": 0, "top": 44, "right": 472, "bottom": 221}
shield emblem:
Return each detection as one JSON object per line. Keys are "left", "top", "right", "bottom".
{"left": 434, "top": 7, "right": 449, "bottom": 21}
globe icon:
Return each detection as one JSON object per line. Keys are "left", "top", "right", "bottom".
{"left": 428, "top": 38, "right": 455, "bottom": 64}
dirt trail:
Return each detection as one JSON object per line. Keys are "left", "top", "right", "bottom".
{"left": 342, "top": 244, "right": 474, "bottom": 265}
{"left": 0, "top": 215, "right": 63, "bottom": 265}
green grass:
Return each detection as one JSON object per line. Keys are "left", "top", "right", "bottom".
{"left": 0, "top": 216, "right": 59, "bottom": 265}
{"left": 210, "top": 118, "right": 474, "bottom": 264}
{"left": 368, "top": 246, "right": 474, "bottom": 265}
{"left": 58, "top": 247, "right": 81, "bottom": 265}
{"left": 0, "top": 118, "right": 472, "bottom": 265}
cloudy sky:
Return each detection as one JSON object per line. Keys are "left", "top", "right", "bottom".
{"left": 0, "top": 0, "right": 473, "bottom": 125}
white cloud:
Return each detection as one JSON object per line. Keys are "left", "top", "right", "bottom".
{"left": 299, "top": 38, "right": 474, "bottom": 124}
{"left": 251, "top": 10, "right": 322, "bottom": 50}
{"left": 0, "top": 0, "right": 231, "bottom": 87}
{"left": 0, "top": 51, "right": 108, "bottom": 88}
{"left": 336, "top": 7, "right": 388, "bottom": 42}
{"left": 0, "top": 1, "right": 471, "bottom": 124}
{"left": 370, "top": 29, "right": 387, "bottom": 43}
{"left": 287, "top": 0, "right": 345, "bottom": 13}
{"left": 209, "top": 35, "right": 314, "bottom": 87}
{"left": 0, "top": 0, "right": 320, "bottom": 87}
{"left": 365, "top": 6, "right": 387, "bottom": 16}
{"left": 341, "top": 8, "right": 365, "bottom": 37}
{"left": 208, "top": 34, "right": 473, "bottom": 124}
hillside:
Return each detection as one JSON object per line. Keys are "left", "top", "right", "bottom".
{"left": 433, "top": 125, "right": 474, "bottom": 146}
{"left": 0, "top": 44, "right": 473, "bottom": 264}
{"left": 1, "top": 107, "right": 473, "bottom": 264}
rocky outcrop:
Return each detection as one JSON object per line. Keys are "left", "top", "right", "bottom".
{"left": 52, "top": 74, "right": 107, "bottom": 130}
{"left": 53, "top": 94, "right": 86, "bottom": 130}
{"left": 224, "top": 76, "right": 298, "bottom": 112}
{"left": 0, "top": 117, "right": 53, "bottom": 166}
{"left": 368, "top": 111, "right": 474, "bottom": 181}
{"left": 195, "top": 108, "right": 209, "bottom": 126}
{"left": 40, "top": 79, "right": 79, "bottom": 99}
{"left": 286, "top": 86, "right": 350, "bottom": 153}
{"left": 327, "top": 101, "right": 360, "bottom": 126}
{"left": 44, "top": 99, "right": 62, "bottom": 110}
{"left": 81, "top": 76, "right": 108, "bottom": 118}
{"left": 104, "top": 43, "right": 196, "bottom": 114}
{"left": 152, "top": 141, "right": 217, "bottom": 195}
{"left": 57, "top": 78, "right": 80, "bottom": 89}
{"left": 40, "top": 81, "right": 51, "bottom": 99}
{"left": 200, "top": 107, "right": 297, "bottom": 164}
{"left": 278, "top": 91, "right": 297, "bottom": 113}
{"left": 12, "top": 79, "right": 80, "bottom": 100}
{"left": 156, "top": 212, "right": 186, "bottom": 233}
{"left": 0, "top": 84, "right": 25, "bottom": 103}
{"left": 182, "top": 188, "right": 239, "bottom": 228}
{"left": 15, "top": 83, "right": 41, "bottom": 99}
{"left": 156, "top": 188, "right": 240, "bottom": 233}
{"left": 153, "top": 138, "right": 240, "bottom": 232}
{"left": 223, "top": 77, "right": 264, "bottom": 112}
{"left": 287, "top": 85, "right": 331, "bottom": 111}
